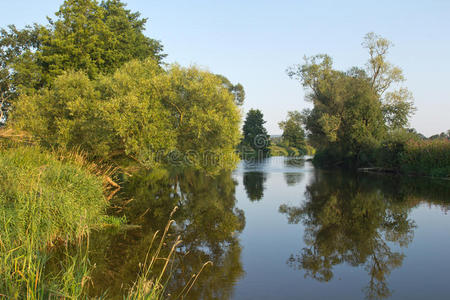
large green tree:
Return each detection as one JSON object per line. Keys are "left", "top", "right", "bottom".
{"left": 289, "top": 55, "right": 385, "bottom": 163}
{"left": 242, "top": 109, "right": 270, "bottom": 156}
{"left": 36, "top": 0, "right": 165, "bottom": 83}
{"left": 287, "top": 33, "right": 415, "bottom": 166}
{"left": 0, "top": 0, "right": 165, "bottom": 123}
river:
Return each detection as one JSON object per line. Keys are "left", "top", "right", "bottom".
{"left": 87, "top": 156, "right": 450, "bottom": 299}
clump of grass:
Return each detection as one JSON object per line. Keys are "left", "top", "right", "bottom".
{"left": 0, "top": 146, "right": 109, "bottom": 297}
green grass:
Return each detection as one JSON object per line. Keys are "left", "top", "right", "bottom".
{"left": 0, "top": 146, "right": 108, "bottom": 298}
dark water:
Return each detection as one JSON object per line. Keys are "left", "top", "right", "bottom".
{"left": 89, "top": 157, "right": 450, "bottom": 299}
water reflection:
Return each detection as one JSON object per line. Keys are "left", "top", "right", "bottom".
{"left": 279, "top": 170, "right": 449, "bottom": 299}
{"left": 282, "top": 158, "right": 305, "bottom": 186}
{"left": 243, "top": 172, "right": 267, "bottom": 201}
{"left": 85, "top": 157, "right": 450, "bottom": 299}
{"left": 283, "top": 172, "right": 303, "bottom": 186}
{"left": 88, "top": 169, "right": 245, "bottom": 299}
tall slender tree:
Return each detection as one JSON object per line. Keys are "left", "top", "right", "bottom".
{"left": 242, "top": 109, "right": 270, "bottom": 156}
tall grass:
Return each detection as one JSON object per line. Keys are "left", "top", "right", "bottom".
{"left": 399, "top": 139, "right": 450, "bottom": 178}
{"left": 0, "top": 146, "right": 108, "bottom": 297}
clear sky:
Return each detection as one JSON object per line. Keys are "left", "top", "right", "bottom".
{"left": 1, "top": 0, "right": 449, "bottom": 136}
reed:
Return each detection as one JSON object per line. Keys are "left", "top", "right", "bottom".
{"left": 125, "top": 207, "right": 212, "bottom": 300}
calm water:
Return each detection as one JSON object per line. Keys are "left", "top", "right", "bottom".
{"left": 88, "top": 157, "right": 450, "bottom": 299}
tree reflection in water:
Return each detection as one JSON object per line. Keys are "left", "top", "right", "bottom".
{"left": 243, "top": 171, "right": 267, "bottom": 201}
{"left": 279, "top": 170, "right": 423, "bottom": 300}
{"left": 283, "top": 158, "right": 305, "bottom": 186}
{"left": 88, "top": 169, "right": 245, "bottom": 299}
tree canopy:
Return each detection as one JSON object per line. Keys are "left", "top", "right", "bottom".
{"left": 288, "top": 33, "right": 415, "bottom": 166}
{"left": 278, "top": 111, "right": 306, "bottom": 149}
{"left": 10, "top": 59, "right": 242, "bottom": 173}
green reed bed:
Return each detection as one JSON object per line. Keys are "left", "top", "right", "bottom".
{"left": 399, "top": 138, "right": 450, "bottom": 178}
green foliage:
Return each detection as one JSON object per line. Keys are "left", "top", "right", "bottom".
{"left": 215, "top": 74, "right": 246, "bottom": 106}
{"left": 0, "top": 24, "right": 41, "bottom": 123}
{"left": 162, "top": 65, "right": 242, "bottom": 171}
{"left": 291, "top": 55, "right": 385, "bottom": 165}
{"left": 278, "top": 111, "right": 306, "bottom": 149}
{"left": 10, "top": 59, "right": 242, "bottom": 173}
{"left": 0, "top": 146, "right": 108, "bottom": 297}
{"left": 37, "top": 0, "right": 164, "bottom": 82}
{"left": 269, "top": 144, "right": 289, "bottom": 156}
{"left": 241, "top": 109, "right": 270, "bottom": 156}
{"left": 4, "top": 0, "right": 163, "bottom": 87}
{"left": 288, "top": 33, "right": 416, "bottom": 168}
{"left": 0, "top": 0, "right": 165, "bottom": 126}
{"left": 382, "top": 88, "right": 415, "bottom": 129}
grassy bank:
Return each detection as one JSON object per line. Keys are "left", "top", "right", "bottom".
{"left": 0, "top": 145, "right": 209, "bottom": 299}
{"left": 0, "top": 146, "right": 108, "bottom": 297}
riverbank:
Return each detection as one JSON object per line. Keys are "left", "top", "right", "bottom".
{"left": 0, "top": 146, "right": 110, "bottom": 297}
{"left": 313, "top": 137, "right": 450, "bottom": 179}
{"left": 0, "top": 143, "right": 211, "bottom": 298}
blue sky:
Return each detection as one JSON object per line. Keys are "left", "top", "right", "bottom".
{"left": 1, "top": 0, "right": 449, "bottom": 136}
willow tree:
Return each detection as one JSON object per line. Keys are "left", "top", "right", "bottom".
{"left": 10, "top": 59, "right": 242, "bottom": 172}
